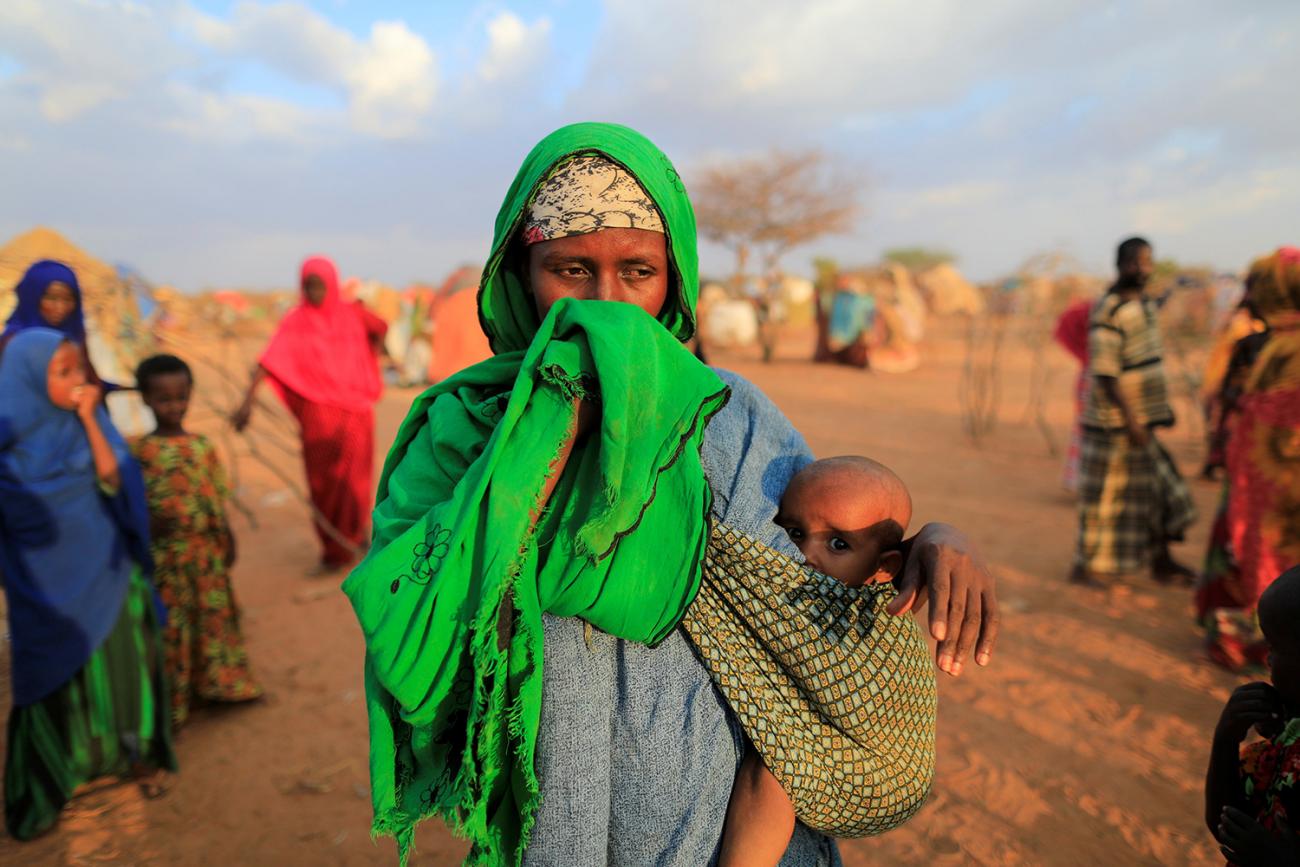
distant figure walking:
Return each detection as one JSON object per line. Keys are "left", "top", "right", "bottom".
{"left": 233, "top": 256, "right": 387, "bottom": 573}
{"left": 1071, "top": 237, "right": 1196, "bottom": 586}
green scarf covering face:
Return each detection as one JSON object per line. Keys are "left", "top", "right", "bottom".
{"left": 342, "top": 123, "right": 728, "bottom": 866}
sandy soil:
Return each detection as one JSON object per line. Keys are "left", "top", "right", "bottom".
{"left": 0, "top": 322, "right": 1236, "bottom": 866}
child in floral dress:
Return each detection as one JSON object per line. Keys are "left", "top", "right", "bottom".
{"left": 131, "top": 354, "right": 262, "bottom": 726}
{"left": 1206, "top": 565, "right": 1300, "bottom": 864}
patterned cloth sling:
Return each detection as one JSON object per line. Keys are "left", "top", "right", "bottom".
{"left": 681, "top": 524, "right": 937, "bottom": 837}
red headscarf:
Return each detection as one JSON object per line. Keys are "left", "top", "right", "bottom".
{"left": 260, "top": 256, "right": 383, "bottom": 412}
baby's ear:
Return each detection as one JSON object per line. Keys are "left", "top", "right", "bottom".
{"left": 877, "top": 549, "right": 905, "bottom": 582}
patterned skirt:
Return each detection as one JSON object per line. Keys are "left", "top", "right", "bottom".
{"left": 4, "top": 568, "right": 176, "bottom": 840}
{"left": 1074, "top": 427, "right": 1197, "bottom": 575}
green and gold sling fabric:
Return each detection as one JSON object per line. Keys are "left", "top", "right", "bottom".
{"left": 682, "top": 524, "right": 937, "bottom": 837}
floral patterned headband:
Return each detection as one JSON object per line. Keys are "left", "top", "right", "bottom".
{"left": 522, "top": 154, "right": 665, "bottom": 245}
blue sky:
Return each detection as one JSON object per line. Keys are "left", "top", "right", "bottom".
{"left": 0, "top": 1, "right": 1297, "bottom": 291}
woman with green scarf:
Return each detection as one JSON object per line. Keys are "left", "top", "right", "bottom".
{"left": 344, "top": 123, "right": 999, "bottom": 866}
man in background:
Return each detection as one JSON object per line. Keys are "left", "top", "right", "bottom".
{"left": 1071, "top": 237, "right": 1196, "bottom": 586}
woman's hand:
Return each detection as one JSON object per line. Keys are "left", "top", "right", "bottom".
{"left": 231, "top": 366, "right": 266, "bottom": 433}
{"left": 73, "top": 383, "right": 102, "bottom": 422}
{"left": 231, "top": 401, "right": 253, "bottom": 433}
{"left": 888, "top": 522, "right": 999, "bottom": 677}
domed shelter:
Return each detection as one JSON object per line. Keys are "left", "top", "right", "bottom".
{"left": 426, "top": 265, "right": 491, "bottom": 383}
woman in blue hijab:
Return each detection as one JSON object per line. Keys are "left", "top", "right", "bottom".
{"left": 1, "top": 260, "right": 111, "bottom": 390}
{"left": 0, "top": 328, "right": 174, "bottom": 840}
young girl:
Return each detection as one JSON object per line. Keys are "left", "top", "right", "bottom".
{"left": 0, "top": 328, "right": 175, "bottom": 840}
{"left": 131, "top": 354, "right": 262, "bottom": 727}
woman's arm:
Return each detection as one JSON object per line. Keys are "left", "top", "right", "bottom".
{"left": 889, "top": 523, "right": 999, "bottom": 676}
{"left": 360, "top": 307, "right": 390, "bottom": 359}
{"left": 75, "top": 385, "right": 120, "bottom": 490}
{"left": 231, "top": 365, "right": 267, "bottom": 432}
{"left": 530, "top": 398, "right": 595, "bottom": 528}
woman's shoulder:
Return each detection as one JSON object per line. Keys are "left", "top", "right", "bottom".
{"left": 700, "top": 367, "right": 812, "bottom": 549}
{"left": 709, "top": 368, "right": 777, "bottom": 415}
{"left": 706, "top": 368, "right": 809, "bottom": 448}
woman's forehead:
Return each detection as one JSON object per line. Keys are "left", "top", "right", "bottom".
{"left": 44, "top": 281, "right": 75, "bottom": 297}
{"left": 531, "top": 227, "right": 668, "bottom": 260}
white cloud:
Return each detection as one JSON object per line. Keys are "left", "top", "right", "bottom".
{"left": 344, "top": 20, "right": 437, "bottom": 137}
{"left": 0, "top": 1, "right": 1296, "bottom": 290}
{"left": 476, "top": 12, "right": 551, "bottom": 84}
{"left": 184, "top": 1, "right": 438, "bottom": 139}
{"left": 162, "top": 82, "right": 323, "bottom": 144}
{"left": 0, "top": 0, "right": 184, "bottom": 121}
{"left": 575, "top": 0, "right": 1095, "bottom": 120}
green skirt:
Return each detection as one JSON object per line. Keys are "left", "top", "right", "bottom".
{"left": 5, "top": 568, "right": 177, "bottom": 840}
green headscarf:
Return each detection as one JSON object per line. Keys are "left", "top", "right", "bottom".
{"left": 478, "top": 122, "right": 699, "bottom": 353}
{"left": 342, "top": 123, "right": 727, "bottom": 865}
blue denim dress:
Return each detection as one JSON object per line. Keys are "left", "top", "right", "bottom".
{"left": 524, "top": 370, "right": 842, "bottom": 866}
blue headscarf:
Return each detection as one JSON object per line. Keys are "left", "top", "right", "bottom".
{"left": 0, "top": 329, "right": 154, "bottom": 706}
{"left": 2, "top": 260, "right": 86, "bottom": 344}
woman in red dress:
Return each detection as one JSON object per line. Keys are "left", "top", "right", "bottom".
{"left": 233, "top": 256, "right": 387, "bottom": 572}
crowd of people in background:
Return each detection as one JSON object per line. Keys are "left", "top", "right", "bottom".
{"left": 1055, "top": 240, "right": 1300, "bottom": 862}
{"left": 1060, "top": 241, "right": 1300, "bottom": 649}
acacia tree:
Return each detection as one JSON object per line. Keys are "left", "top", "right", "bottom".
{"left": 693, "top": 149, "right": 862, "bottom": 299}
{"left": 883, "top": 246, "right": 955, "bottom": 271}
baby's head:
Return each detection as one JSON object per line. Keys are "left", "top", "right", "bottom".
{"left": 776, "top": 456, "right": 912, "bottom": 588}
{"left": 1259, "top": 566, "right": 1300, "bottom": 711}
{"left": 136, "top": 354, "right": 193, "bottom": 431}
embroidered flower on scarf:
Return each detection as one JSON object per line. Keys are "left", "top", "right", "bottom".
{"left": 479, "top": 394, "right": 506, "bottom": 422}
{"left": 410, "top": 524, "right": 452, "bottom": 584}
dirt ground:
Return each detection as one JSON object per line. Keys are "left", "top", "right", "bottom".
{"left": 0, "top": 322, "right": 1236, "bottom": 866}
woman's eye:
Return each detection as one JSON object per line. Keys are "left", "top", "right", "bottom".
{"left": 624, "top": 267, "right": 653, "bottom": 280}
{"left": 829, "top": 537, "right": 850, "bottom": 552}
{"left": 556, "top": 265, "right": 588, "bottom": 278}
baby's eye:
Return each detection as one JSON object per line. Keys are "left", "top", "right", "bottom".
{"left": 784, "top": 527, "right": 804, "bottom": 542}
{"left": 828, "top": 536, "right": 850, "bottom": 552}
